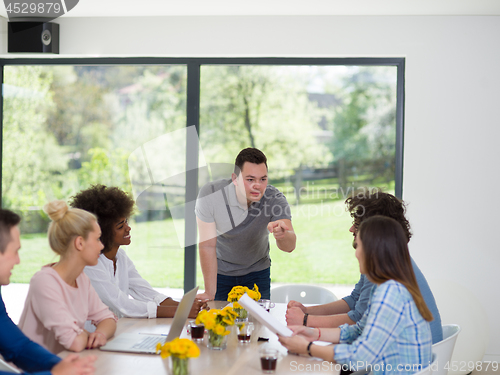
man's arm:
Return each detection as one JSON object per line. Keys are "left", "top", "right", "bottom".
{"left": 301, "top": 299, "right": 352, "bottom": 316}
{"left": 285, "top": 301, "right": 355, "bottom": 328}
{"left": 268, "top": 219, "right": 296, "bottom": 252}
{"left": 197, "top": 218, "right": 218, "bottom": 300}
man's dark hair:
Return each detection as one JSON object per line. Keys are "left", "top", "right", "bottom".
{"left": 346, "top": 188, "right": 412, "bottom": 242}
{"left": 234, "top": 148, "right": 268, "bottom": 175}
{"left": 70, "top": 185, "right": 135, "bottom": 254}
{"left": 0, "top": 209, "right": 21, "bottom": 254}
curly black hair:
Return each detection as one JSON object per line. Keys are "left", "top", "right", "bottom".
{"left": 345, "top": 188, "right": 412, "bottom": 242}
{"left": 69, "top": 184, "right": 135, "bottom": 253}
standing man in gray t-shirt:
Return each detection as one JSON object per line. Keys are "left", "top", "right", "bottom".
{"left": 195, "top": 148, "right": 297, "bottom": 301}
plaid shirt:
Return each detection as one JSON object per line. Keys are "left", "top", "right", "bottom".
{"left": 334, "top": 280, "right": 432, "bottom": 374}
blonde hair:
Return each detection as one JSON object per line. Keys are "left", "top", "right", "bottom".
{"left": 44, "top": 200, "right": 97, "bottom": 256}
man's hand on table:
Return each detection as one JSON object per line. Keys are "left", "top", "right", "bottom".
{"left": 287, "top": 300, "right": 307, "bottom": 312}
{"left": 188, "top": 299, "right": 210, "bottom": 319}
{"left": 51, "top": 354, "right": 97, "bottom": 375}
{"left": 286, "top": 306, "right": 306, "bottom": 326}
{"left": 196, "top": 292, "right": 213, "bottom": 302}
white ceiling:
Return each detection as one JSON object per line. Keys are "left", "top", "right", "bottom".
{"left": 1, "top": 0, "right": 500, "bottom": 19}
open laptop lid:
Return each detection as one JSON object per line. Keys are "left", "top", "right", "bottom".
{"left": 165, "top": 286, "right": 198, "bottom": 341}
{"left": 99, "top": 286, "right": 199, "bottom": 354}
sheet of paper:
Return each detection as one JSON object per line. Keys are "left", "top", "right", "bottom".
{"left": 238, "top": 294, "right": 293, "bottom": 337}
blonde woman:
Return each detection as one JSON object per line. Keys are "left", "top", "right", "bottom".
{"left": 19, "top": 200, "right": 117, "bottom": 354}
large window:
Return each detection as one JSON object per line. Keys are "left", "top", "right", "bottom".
{"left": 1, "top": 58, "right": 404, "bottom": 292}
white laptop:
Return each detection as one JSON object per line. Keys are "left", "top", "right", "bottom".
{"left": 99, "top": 286, "right": 199, "bottom": 354}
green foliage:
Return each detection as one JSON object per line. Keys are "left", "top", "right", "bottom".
{"left": 77, "top": 147, "right": 131, "bottom": 192}
{"left": 11, "top": 200, "right": 360, "bottom": 287}
{"left": 200, "top": 66, "right": 332, "bottom": 178}
{"left": 2, "top": 66, "right": 67, "bottom": 214}
{"left": 328, "top": 66, "right": 397, "bottom": 162}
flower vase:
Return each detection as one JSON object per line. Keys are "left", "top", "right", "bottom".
{"left": 207, "top": 329, "right": 228, "bottom": 350}
{"left": 234, "top": 307, "right": 248, "bottom": 320}
{"left": 166, "top": 356, "right": 190, "bottom": 375}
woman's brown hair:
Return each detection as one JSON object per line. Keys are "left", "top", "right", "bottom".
{"left": 358, "top": 215, "right": 433, "bottom": 322}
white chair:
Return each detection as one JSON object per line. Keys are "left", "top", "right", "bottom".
{"left": 432, "top": 324, "right": 461, "bottom": 375}
{"left": 270, "top": 284, "right": 337, "bottom": 304}
{"left": 0, "top": 357, "right": 21, "bottom": 374}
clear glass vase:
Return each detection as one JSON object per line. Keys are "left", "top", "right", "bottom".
{"left": 234, "top": 307, "right": 248, "bottom": 320}
{"left": 207, "top": 329, "right": 228, "bottom": 350}
{"left": 166, "top": 356, "right": 190, "bottom": 375}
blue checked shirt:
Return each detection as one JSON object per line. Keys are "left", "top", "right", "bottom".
{"left": 334, "top": 280, "right": 432, "bottom": 374}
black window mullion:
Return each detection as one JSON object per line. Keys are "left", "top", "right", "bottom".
{"left": 184, "top": 62, "right": 201, "bottom": 293}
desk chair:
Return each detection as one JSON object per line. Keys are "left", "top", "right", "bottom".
{"left": 271, "top": 284, "right": 338, "bottom": 304}
{"left": 432, "top": 324, "right": 461, "bottom": 375}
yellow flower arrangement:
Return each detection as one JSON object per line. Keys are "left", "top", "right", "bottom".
{"left": 156, "top": 338, "right": 200, "bottom": 359}
{"left": 227, "top": 284, "right": 261, "bottom": 319}
{"left": 156, "top": 338, "right": 200, "bottom": 375}
{"left": 196, "top": 306, "right": 238, "bottom": 349}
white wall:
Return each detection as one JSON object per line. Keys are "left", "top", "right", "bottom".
{"left": 1, "top": 15, "right": 500, "bottom": 359}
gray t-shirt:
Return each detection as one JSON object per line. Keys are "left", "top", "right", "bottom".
{"left": 195, "top": 179, "right": 292, "bottom": 276}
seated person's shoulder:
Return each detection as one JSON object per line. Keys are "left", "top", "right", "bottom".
{"left": 378, "top": 280, "right": 412, "bottom": 301}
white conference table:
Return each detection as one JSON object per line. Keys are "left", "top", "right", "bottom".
{"left": 61, "top": 302, "right": 340, "bottom": 375}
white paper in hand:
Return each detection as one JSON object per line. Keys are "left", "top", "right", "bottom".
{"left": 238, "top": 294, "right": 292, "bottom": 337}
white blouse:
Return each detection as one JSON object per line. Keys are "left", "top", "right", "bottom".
{"left": 84, "top": 248, "right": 168, "bottom": 318}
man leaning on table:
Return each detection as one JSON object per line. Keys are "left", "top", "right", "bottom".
{"left": 285, "top": 190, "right": 443, "bottom": 344}
{"left": 0, "top": 208, "right": 96, "bottom": 375}
{"left": 195, "top": 148, "right": 296, "bottom": 301}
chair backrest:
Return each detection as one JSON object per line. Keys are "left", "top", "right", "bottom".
{"left": 270, "top": 284, "right": 338, "bottom": 304}
{"left": 432, "top": 324, "right": 461, "bottom": 375}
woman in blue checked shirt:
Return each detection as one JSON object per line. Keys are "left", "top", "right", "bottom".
{"left": 279, "top": 215, "right": 433, "bottom": 374}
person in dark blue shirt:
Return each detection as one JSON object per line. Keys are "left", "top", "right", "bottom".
{"left": 0, "top": 208, "right": 96, "bottom": 375}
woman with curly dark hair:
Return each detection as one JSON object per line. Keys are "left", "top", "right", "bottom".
{"left": 70, "top": 185, "right": 205, "bottom": 319}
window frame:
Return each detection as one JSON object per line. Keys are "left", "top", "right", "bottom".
{"left": 0, "top": 57, "right": 405, "bottom": 292}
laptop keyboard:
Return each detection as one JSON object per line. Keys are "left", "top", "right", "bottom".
{"left": 132, "top": 336, "right": 166, "bottom": 351}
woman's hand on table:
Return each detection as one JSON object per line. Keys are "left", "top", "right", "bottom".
{"left": 278, "top": 333, "right": 310, "bottom": 356}
{"left": 288, "top": 325, "right": 319, "bottom": 341}
{"left": 51, "top": 353, "right": 97, "bottom": 375}
{"left": 86, "top": 331, "right": 107, "bottom": 349}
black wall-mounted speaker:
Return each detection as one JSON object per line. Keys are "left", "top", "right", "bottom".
{"left": 8, "top": 22, "right": 60, "bottom": 54}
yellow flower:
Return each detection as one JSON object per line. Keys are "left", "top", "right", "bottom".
{"left": 156, "top": 338, "right": 199, "bottom": 359}
{"left": 223, "top": 306, "right": 238, "bottom": 317}
{"left": 215, "top": 325, "right": 226, "bottom": 335}
{"left": 204, "top": 316, "right": 216, "bottom": 331}
{"left": 188, "top": 344, "right": 200, "bottom": 358}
